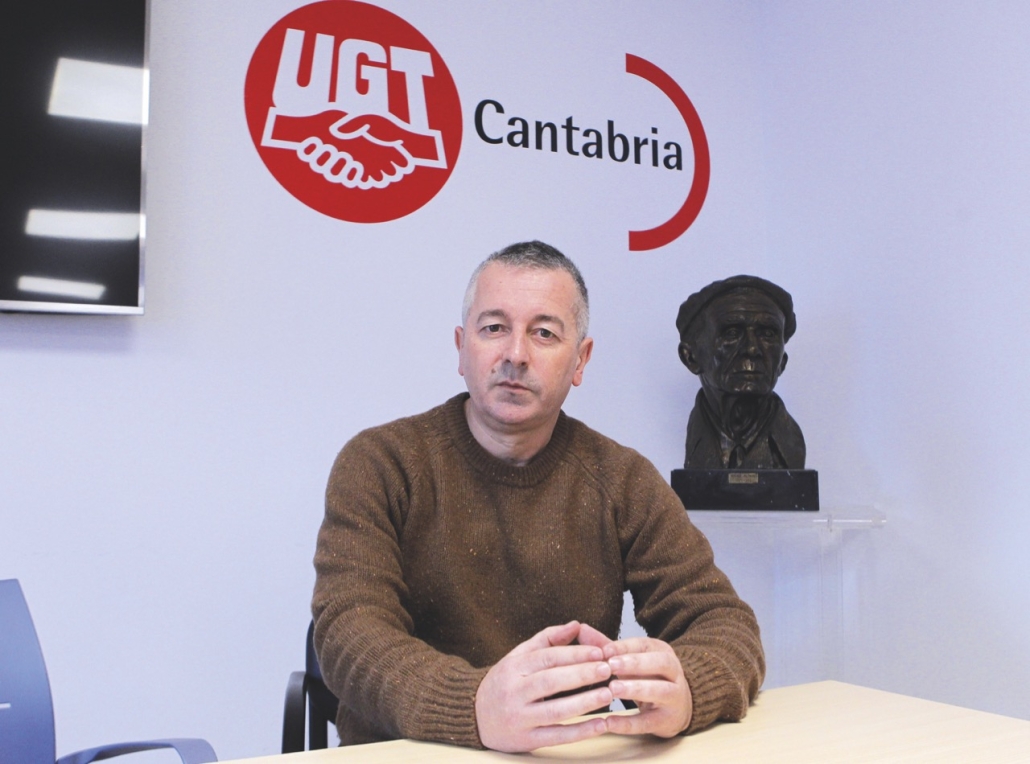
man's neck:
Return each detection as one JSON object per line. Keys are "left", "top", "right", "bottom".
{"left": 463, "top": 398, "right": 556, "bottom": 466}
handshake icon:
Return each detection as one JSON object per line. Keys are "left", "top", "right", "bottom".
{"left": 261, "top": 107, "right": 447, "bottom": 190}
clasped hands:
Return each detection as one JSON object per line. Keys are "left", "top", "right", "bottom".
{"left": 474, "top": 621, "right": 692, "bottom": 752}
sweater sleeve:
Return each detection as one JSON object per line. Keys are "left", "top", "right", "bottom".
{"left": 616, "top": 457, "right": 765, "bottom": 733}
{"left": 311, "top": 430, "right": 489, "bottom": 748}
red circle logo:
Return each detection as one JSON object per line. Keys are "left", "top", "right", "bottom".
{"left": 245, "top": 1, "right": 462, "bottom": 223}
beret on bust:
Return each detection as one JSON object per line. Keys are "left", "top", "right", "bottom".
{"left": 676, "top": 274, "right": 796, "bottom": 342}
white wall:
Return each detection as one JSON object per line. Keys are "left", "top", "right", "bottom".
{"left": 1, "top": 1, "right": 1027, "bottom": 760}
{"left": 754, "top": 0, "right": 1030, "bottom": 716}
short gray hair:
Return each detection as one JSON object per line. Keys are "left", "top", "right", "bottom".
{"left": 461, "top": 240, "right": 590, "bottom": 343}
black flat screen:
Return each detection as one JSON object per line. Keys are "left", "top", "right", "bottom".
{"left": 0, "top": 0, "right": 147, "bottom": 314}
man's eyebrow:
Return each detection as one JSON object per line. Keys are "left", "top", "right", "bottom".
{"left": 475, "top": 309, "right": 509, "bottom": 324}
{"left": 533, "top": 314, "right": 566, "bottom": 331}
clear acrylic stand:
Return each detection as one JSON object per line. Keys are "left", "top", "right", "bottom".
{"left": 621, "top": 506, "right": 886, "bottom": 689}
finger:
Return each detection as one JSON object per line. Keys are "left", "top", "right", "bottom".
{"left": 526, "top": 684, "right": 615, "bottom": 727}
{"left": 577, "top": 623, "right": 614, "bottom": 649}
{"left": 525, "top": 716, "right": 608, "bottom": 750}
{"left": 518, "top": 644, "right": 605, "bottom": 674}
{"left": 609, "top": 677, "right": 682, "bottom": 707}
{"left": 522, "top": 659, "right": 612, "bottom": 703}
{"left": 607, "top": 650, "right": 680, "bottom": 682}
{"left": 509, "top": 621, "right": 581, "bottom": 656}
{"left": 604, "top": 708, "right": 673, "bottom": 737}
{"left": 602, "top": 636, "right": 666, "bottom": 658}
{"left": 606, "top": 685, "right": 691, "bottom": 739}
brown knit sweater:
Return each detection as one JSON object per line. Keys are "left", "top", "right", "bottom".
{"left": 312, "top": 394, "right": 764, "bottom": 748}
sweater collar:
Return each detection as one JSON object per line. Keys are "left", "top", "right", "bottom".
{"left": 443, "top": 393, "right": 572, "bottom": 487}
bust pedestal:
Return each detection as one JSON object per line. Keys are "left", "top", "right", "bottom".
{"left": 671, "top": 468, "right": 819, "bottom": 511}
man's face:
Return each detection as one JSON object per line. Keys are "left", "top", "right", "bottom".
{"left": 681, "top": 289, "right": 787, "bottom": 397}
{"left": 455, "top": 263, "right": 592, "bottom": 438}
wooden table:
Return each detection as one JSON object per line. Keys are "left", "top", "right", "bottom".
{"left": 227, "top": 681, "right": 1030, "bottom": 763}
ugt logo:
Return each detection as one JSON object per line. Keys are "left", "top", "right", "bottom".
{"left": 244, "top": 1, "right": 462, "bottom": 223}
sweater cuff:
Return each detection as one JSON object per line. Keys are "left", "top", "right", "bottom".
{"left": 416, "top": 662, "right": 492, "bottom": 748}
{"left": 676, "top": 646, "right": 749, "bottom": 734}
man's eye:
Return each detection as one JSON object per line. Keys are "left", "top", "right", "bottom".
{"left": 537, "top": 328, "right": 554, "bottom": 339}
{"left": 484, "top": 324, "right": 503, "bottom": 333}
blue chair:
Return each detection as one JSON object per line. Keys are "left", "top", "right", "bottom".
{"left": 0, "top": 579, "right": 217, "bottom": 764}
{"left": 281, "top": 622, "right": 338, "bottom": 753}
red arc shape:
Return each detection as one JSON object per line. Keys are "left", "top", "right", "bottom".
{"left": 626, "top": 54, "right": 711, "bottom": 251}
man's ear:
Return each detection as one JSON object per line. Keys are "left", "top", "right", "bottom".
{"left": 571, "top": 337, "right": 594, "bottom": 387}
{"left": 455, "top": 326, "right": 465, "bottom": 376}
{"left": 780, "top": 351, "right": 788, "bottom": 374}
{"left": 679, "top": 341, "right": 702, "bottom": 375}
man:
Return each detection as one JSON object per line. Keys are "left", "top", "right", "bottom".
{"left": 313, "top": 242, "right": 764, "bottom": 753}
{"left": 676, "top": 275, "right": 806, "bottom": 470}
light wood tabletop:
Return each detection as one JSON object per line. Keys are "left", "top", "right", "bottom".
{"left": 226, "top": 680, "right": 1030, "bottom": 763}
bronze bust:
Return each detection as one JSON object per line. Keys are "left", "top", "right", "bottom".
{"left": 676, "top": 275, "right": 806, "bottom": 470}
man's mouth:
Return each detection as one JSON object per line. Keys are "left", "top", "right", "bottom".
{"left": 730, "top": 362, "right": 765, "bottom": 375}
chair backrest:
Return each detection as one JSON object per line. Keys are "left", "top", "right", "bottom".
{"left": 0, "top": 579, "right": 57, "bottom": 764}
{"left": 303, "top": 622, "right": 338, "bottom": 749}
{"left": 282, "top": 622, "right": 339, "bottom": 753}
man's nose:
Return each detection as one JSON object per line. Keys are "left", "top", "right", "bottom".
{"left": 504, "top": 332, "right": 530, "bottom": 366}
{"left": 742, "top": 327, "right": 761, "bottom": 355}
